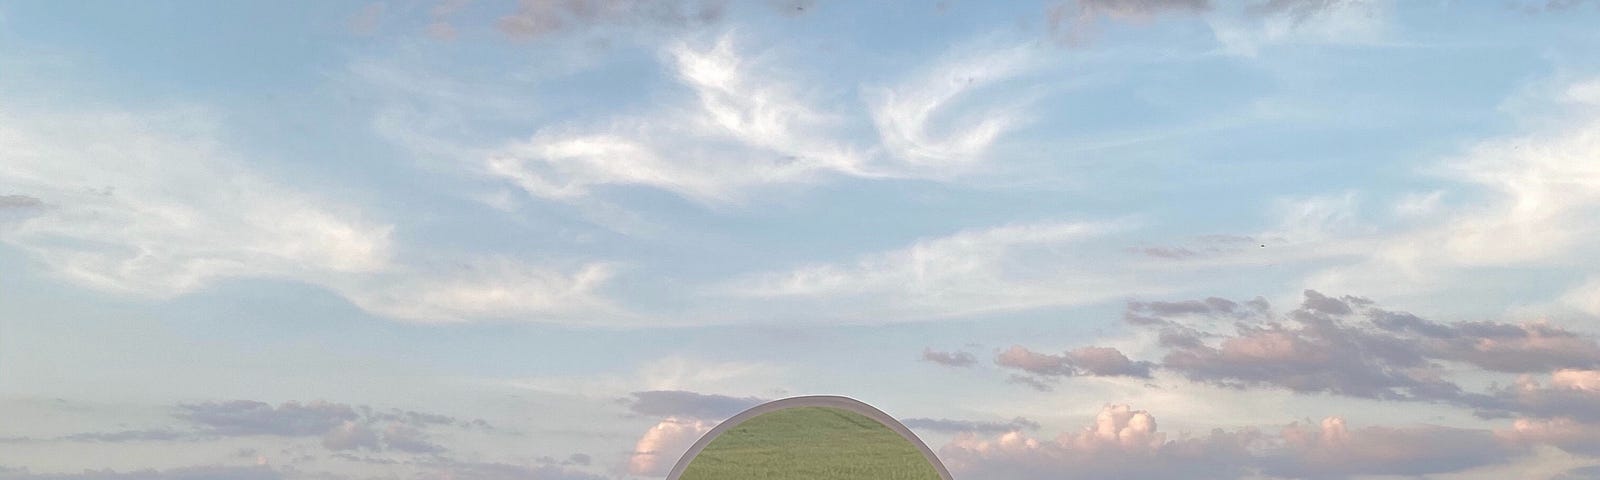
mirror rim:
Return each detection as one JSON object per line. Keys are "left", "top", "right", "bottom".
{"left": 664, "top": 395, "right": 954, "bottom": 480}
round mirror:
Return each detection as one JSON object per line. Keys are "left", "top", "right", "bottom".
{"left": 667, "top": 396, "right": 952, "bottom": 480}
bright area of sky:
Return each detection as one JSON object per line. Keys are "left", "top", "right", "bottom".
{"left": 3, "top": 1, "right": 1600, "bottom": 479}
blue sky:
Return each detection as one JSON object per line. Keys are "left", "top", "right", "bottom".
{"left": 4, "top": 1, "right": 1600, "bottom": 479}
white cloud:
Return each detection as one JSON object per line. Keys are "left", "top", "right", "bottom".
{"left": 1394, "top": 190, "right": 1445, "bottom": 218}
{"left": 500, "top": 356, "right": 785, "bottom": 399}
{"left": 1299, "top": 77, "right": 1600, "bottom": 298}
{"left": 626, "top": 417, "right": 711, "bottom": 476}
{"left": 485, "top": 33, "right": 868, "bottom": 205}
{"left": 721, "top": 221, "right": 1154, "bottom": 320}
{"left": 335, "top": 258, "right": 622, "bottom": 324}
{"left": 1267, "top": 191, "right": 1366, "bottom": 243}
{"left": 1562, "top": 277, "right": 1600, "bottom": 316}
{"left": 939, "top": 403, "right": 1254, "bottom": 479}
{"left": 865, "top": 44, "right": 1039, "bottom": 169}
{"left": 941, "top": 403, "right": 1524, "bottom": 480}
{"left": 1500, "top": 417, "right": 1600, "bottom": 456}
{"left": 0, "top": 106, "right": 393, "bottom": 297}
{"left": 0, "top": 104, "right": 620, "bottom": 325}
{"left": 483, "top": 34, "right": 1046, "bottom": 206}
{"left": 1206, "top": 0, "right": 1392, "bottom": 57}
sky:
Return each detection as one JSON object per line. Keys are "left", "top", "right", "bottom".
{"left": 2, "top": 0, "right": 1600, "bottom": 479}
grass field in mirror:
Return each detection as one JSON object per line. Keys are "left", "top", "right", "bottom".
{"left": 677, "top": 406, "right": 943, "bottom": 480}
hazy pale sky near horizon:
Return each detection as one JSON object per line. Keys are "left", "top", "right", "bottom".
{"left": 4, "top": 1, "right": 1600, "bottom": 479}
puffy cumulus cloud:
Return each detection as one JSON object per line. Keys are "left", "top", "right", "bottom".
{"left": 724, "top": 221, "right": 1151, "bottom": 321}
{"left": 1259, "top": 417, "right": 1522, "bottom": 479}
{"left": 627, "top": 417, "right": 713, "bottom": 476}
{"left": 622, "top": 390, "right": 764, "bottom": 420}
{"left": 0, "top": 466, "right": 281, "bottom": 480}
{"left": 941, "top": 404, "right": 1528, "bottom": 480}
{"left": 496, "top": 0, "right": 726, "bottom": 40}
{"left": 939, "top": 404, "right": 1257, "bottom": 480}
{"left": 903, "top": 417, "right": 1041, "bottom": 434}
{"left": 922, "top": 348, "right": 978, "bottom": 368}
{"left": 996, "top": 345, "right": 1154, "bottom": 383}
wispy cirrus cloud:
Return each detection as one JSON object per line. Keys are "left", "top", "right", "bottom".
{"left": 0, "top": 465, "right": 282, "bottom": 480}
{"left": 485, "top": 33, "right": 869, "bottom": 205}
{"left": 1209, "top": 78, "right": 1600, "bottom": 308}
{"left": 719, "top": 220, "right": 1152, "bottom": 321}
{"left": 336, "top": 257, "right": 622, "bottom": 324}
{"left": 865, "top": 43, "right": 1040, "bottom": 170}
{"left": 0, "top": 101, "right": 623, "bottom": 325}
{"left": 902, "top": 416, "right": 1041, "bottom": 434}
{"left": 1208, "top": 0, "right": 1392, "bottom": 56}
{"left": 0, "top": 106, "right": 393, "bottom": 298}
{"left": 173, "top": 399, "right": 483, "bottom": 455}
{"left": 622, "top": 390, "right": 764, "bottom": 420}
{"left": 484, "top": 33, "right": 1050, "bottom": 207}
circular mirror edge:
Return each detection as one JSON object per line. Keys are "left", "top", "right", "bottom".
{"left": 662, "top": 395, "right": 955, "bottom": 480}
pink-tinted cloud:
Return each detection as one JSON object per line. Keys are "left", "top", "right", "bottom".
{"left": 1125, "top": 291, "right": 1596, "bottom": 403}
{"left": 939, "top": 404, "right": 1527, "bottom": 480}
{"left": 939, "top": 404, "right": 1256, "bottom": 480}
{"left": 626, "top": 417, "right": 712, "bottom": 476}
{"left": 1498, "top": 417, "right": 1600, "bottom": 456}
{"left": 995, "top": 345, "right": 1154, "bottom": 385}
{"left": 1473, "top": 369, "right": 1600, "bottom": 422}
{"left": 1261, "top": 417, "right": 1520, "bottom": 479}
